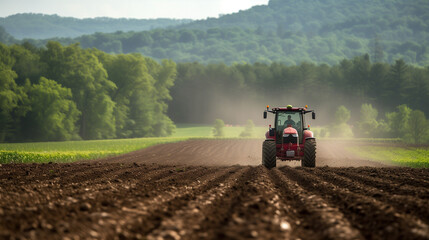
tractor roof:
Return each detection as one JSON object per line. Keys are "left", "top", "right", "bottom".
{"left": 266, "top": 105, "right": 314, "bottom": 114}
{"left": 271, "top": 107, "right": 307, "bottom": 112}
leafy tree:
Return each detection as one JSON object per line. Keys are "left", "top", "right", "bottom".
{"left": 349, "top": 54, "right": 371, "bottom": 99}
{"left": 9, "top": 44, "right": 43, "bottom": 85}
{"left": 212, "top": 119, "right": 225, "bottom": 137}
{"left": 385, "top": 59, "right": 410, "bottom": 107}
{"left": 386, "top": 104, "right": 412, "bottom": 138}
{"left": 408, "top": 68, "right": 429, "bottom": 114}
{"left": 407, "top": 110, "right": 428, "bottom": 144}
{"left": 368, "top": 62, "right": 389, "bottom": 99}
{"left": 40, "top": 42, "right": 116, "bottom": 139}
{"left": 0, "top": 44, "right": 28, "bottom": 142}
{"left": 21, "top": 77, "right": 80, "bottom": 141}
{"left": 355, "top": 104, "right": 379, "bottom": 137}
{"left": 96, "top": 50, "right": 176, "bottom": 138}
{"left": 0, "top": 65, "right": 27, "bottom": 142}
{"left": 97, "top": 53, "right": 150, "bottom": 138}
{"left": 141, "top": 58, "right": 176, "bottom": 137}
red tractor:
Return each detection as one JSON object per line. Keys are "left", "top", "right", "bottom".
{"left": 262, "top": 105, "right": 316, "bottom": 168}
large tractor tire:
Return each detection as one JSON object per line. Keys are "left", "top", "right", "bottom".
{"left": 302, "top": 139, "right": 316, "bottom": 167}
{"left": 262, "top": 140, "right": 276, "bottom": 169}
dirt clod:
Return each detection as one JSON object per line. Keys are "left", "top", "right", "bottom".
{"left": 80, "top": 203, "right": 92, "bottom": 211}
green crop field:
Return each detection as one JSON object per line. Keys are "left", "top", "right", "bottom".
{"left": 0, "top": 125, "right": 267, "bottom": 164}
{"left": 172, "top": 124, "right": 267, "bottom": 138}
{"left": 0, "top": 137, "right": 188, "bottom": 164}
{"left": 346, "top": 145, "right": 429, "bottom": 168}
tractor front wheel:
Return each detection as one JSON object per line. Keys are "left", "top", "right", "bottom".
{"left": 262, "top": 140, "right": 276, "bottom": 169}
{"left": 302, "top": 139, "right": 316, "bottom": 167}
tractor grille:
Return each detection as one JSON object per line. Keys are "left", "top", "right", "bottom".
{"left": 283, "top": 134, "right": 298, "bottom": 144}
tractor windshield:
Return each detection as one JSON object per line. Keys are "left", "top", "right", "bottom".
{"left": 277, "top": 112, "right": 301, "bottom": 129}
{"left": 276, "top": 111, "right": 303, "bottom": 143}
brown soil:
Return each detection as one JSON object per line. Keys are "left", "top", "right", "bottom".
{"left": 1, "top": 139, "right": 428, "bottom": 239}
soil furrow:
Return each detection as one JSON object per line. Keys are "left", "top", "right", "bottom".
{"left": 282, "top": 167, "right": 429, "bottom": 239}
{"left": 210, "top": 166, "right": 295, "bottom": 240}
{"left": 271, "top": 167, "right": 363, "bottom": 240}
{"left": 1, "top": 139, "right": 429, "bottom": 239}
{"left": 306, "top": 168, "right": 429, "bottom": 224}
{"left": 146, "top": 166, "right": 256, "bottom": 240}
{"left": 0, "top": 165, "right": 221, "bottom": 239}
{"left": 329, "top": 167, "right": 429, "bottom": 188}
{"left": 322, "top": 167, "right": 429, "bottom": 198}
{"left": 80, "top": 166, "right": 244, "bottom": 239}
{"left": 0, "top": 164, "right": 177, "bottom": 208}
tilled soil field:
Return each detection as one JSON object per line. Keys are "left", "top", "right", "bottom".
{"left": 1, "top": 139, "right": 429, "bottom": 240}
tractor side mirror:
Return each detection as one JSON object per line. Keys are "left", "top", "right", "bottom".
{"left": 263, "top": 111, "right": 267, "bottom": 119}
{"left": 312, "top": 112, "right": 316, "bottom": 119}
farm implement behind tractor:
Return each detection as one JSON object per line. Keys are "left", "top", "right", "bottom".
{"left": 262, "top": 105, "right": 316, "bottom": 168}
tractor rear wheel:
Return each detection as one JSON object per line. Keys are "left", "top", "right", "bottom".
{"left": 262, "top": 140, "right": 276, "bottom": 169}
{"left": 302, "top": 139, "right": 316, "bottom": 168}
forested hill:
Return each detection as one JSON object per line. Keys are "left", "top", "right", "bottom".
{"left": 172, "top": 0, "right": 429, "bottom": 65}
{"left": 183, "top": 0, "right": 429, "bottom": 38}
{"left": 0, "top": 13, "right": 192, "bottom": 39}
{"left": 1, "top": 0, "right": 429, "bottom": 65}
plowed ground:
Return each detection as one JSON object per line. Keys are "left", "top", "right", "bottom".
{"left": 1, "top": 139, "right": 429, "bottom": 240}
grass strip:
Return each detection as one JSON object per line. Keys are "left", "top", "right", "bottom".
{"left": 0, "top": 137, "right": 188, "bottom": 164}
{"left": 346, "top": 146, "right": 429, "bottom": 168}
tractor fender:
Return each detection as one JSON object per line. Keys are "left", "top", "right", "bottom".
{"left": 304, "top": 137, "right": 315, "bottom": 143}
{"left": 265, "top": 129, "right": 276, "bottom": 140}
{"left": 303, "top": 130, "right": 314, "bottom": 143}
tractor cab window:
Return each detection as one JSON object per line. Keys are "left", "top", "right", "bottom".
{"left": 277, "top": 112, "right": 300, "bottom": 129}
{"left": 276, "top": 111, "right": 302, "bottom": 143}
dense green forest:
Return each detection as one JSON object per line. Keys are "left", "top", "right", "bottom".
{"left": 2, "top": 0, "right": 428, "bottom": 65}
{"left": 1, "top": 41, "right": 428, "bottom": 143}
{"left": 1, "top": 0, "right": 429, "bottom": 143}
{"left": 0, "top": 13, "right": 192, "bottom": 39}
{"left": 0, "top": 42, "right": 176, "bottom": 142}
{"left": 169, "top": 56, "right": 429, "bottom": 125}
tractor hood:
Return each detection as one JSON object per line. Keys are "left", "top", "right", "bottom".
{"left": 283, "top": 126, "right": 298, "bottom": 136}
{"left": 283, "top": 127, "right": 299, "bottom": 144}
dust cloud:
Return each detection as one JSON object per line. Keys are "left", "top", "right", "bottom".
{"left": 104, "top": 139, "right": 389, "bottom": 168}
{"left": 275, "top": 140, "right": 388, "bottom": 168}
{"left": 169, "top": 85, "right": 366, "bottom": 128}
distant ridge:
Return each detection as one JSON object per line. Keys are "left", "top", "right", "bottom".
{"left": 0, "top": 13, "right": 193, "bottom": 39}
{"left": 1, "top": 0, "right": 429, "bottom": 65}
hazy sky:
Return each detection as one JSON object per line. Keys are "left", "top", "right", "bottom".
{"left": 0, "top": 0, "right": 269, "bottom": 19}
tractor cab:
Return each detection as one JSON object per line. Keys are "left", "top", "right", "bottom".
{"left": 275, "top": 110, "right": 304, "bottom": 144}
{"left": 262, "top": 105, "right": 317, "bottom": 168}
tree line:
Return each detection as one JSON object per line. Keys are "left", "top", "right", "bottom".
{"left": 169, "top": 55, "right": 429, "bottom": 126}
{"left": 0, "top": 42, "right": 175, "bottom": 142}
{"left": 15, "top": 25, "right": 427, "bottom": 66}
{"left": 1, "top": 41, "right": 428, "bottom": 143}
{"left": 327, "top": 104, "right": 429, "bottom": 144}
